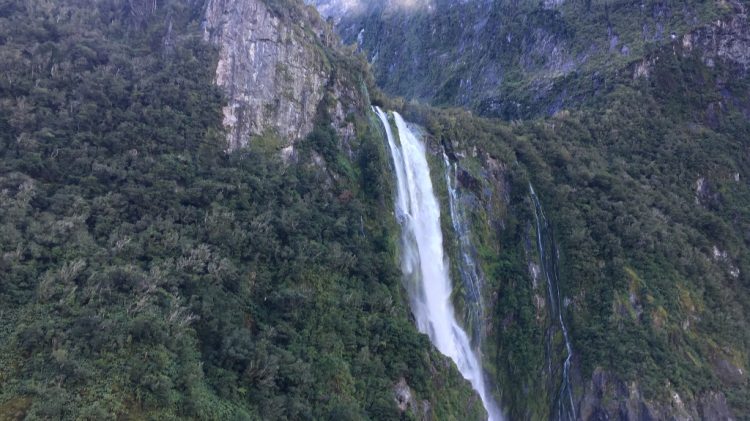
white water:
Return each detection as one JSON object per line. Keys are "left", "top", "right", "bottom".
{"left": 374, "top": 107, "right": 503, "bottom": 421}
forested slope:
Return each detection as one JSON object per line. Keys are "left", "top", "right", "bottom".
{"left": 383, "top": 12, "right": 750, "bottom": 417}
{"left": 3, "top": 0, "right": 750, "bottom": 419}
{"left": 0, "top": 0, "right": 484, "bottom": 418}
{"left": 315, "top": 0, "right": 729, "bottom": 118}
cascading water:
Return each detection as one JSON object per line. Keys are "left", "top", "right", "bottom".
{"left": 373, "top": 107, "right": 503, "bottom": 421}
{"left": 443, "top": 153, "right": 485, "bottom": 346}
{"left": 529, "top": 185, "right": 577, "bottom": 421}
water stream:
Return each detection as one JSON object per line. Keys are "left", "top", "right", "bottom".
{"left": 529, "top": 185, "right": 577, "bottom": 421}
{"left": 373, "top": 107, "right": 502, "bottom": 421}
{"left": 443, "top": 153, "right": 485, "bottom": 346}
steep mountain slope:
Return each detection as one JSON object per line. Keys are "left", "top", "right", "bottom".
{"left": 366, "top": 3, "right": 750, "bottom": 418}
{"left": 0, "top": 0, "right": 485, "bottom": 418}
{"left": 311, "top": 0, "right": 729, "bottom": 118}
{"left": 203, "top": 0, "right": 369, "bottom": 151}
{"left": 3, "top": 0, "right": 750, "bottom": 419}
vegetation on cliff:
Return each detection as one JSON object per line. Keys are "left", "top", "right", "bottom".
{"left": 0, "top": 0, "right": 484, "bottom": 418}
{"left": 391, "top": 27, "right": 750, "bottom": 418}
{"left": 329, "top": 0, "right": 728, "bottom": 119}
{"left": 3, "top": 0, "right": 749, "bottom": 419}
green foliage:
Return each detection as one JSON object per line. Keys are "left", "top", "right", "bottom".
{"left": 408, "top": 37, "right": 750, "bottom": 417}
{"left": 0, "top": 0, "right": 482, "bottom": 419}
{"left": 336, "top": 0, "right": 726, "bottom": 119}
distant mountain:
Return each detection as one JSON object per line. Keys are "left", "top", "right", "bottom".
{"left": 314, "top": 0, "right": 732, "bottom": 118}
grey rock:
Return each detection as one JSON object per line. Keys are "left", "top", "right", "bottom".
{"left": 394, "top": 377, "right": 414, "bottom": 413}
{"left": 698, "top": 391, "right": 734, "bottom": 420}
{"left": 394, "top": 377, "right": 435, "bottom": 419}
{"left": 204, "top": 0, "right": 330, "bottom": 150}
{"left": 579, "top": 368, "right": 736, "bottom": 421}
{"left": 681, "top": 1, "right": 750, "bottom": 69}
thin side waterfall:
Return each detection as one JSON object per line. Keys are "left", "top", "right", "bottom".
{"left": 443, "top": 153, "right": 485, "bottom": 346}
{"left": 529, "top": 185, "right": 577, "bottom": 421}
{"left": 373, "top": 107, "right": 503, "bottom": 421}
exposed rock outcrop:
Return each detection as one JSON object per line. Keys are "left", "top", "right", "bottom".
{"left": 204, "top": 0, "right": 335, "bottom": 150}
{"left": 681, "top": 1, "right": 750, "bottom": 69}
{"left": 579, "top": 368, "right": 736, "bottom": 421}
{"left": 393, "top": 377, "right": 434, "bottom": 420}
{"left": 635, "top": 0, "right": 750, "bottom": 80}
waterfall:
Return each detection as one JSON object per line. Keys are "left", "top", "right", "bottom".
{"left": 373, "top": 107, "right": 503, "bottom": 421}
{"left": 443, "top": 153, "right": 485, "bottom": 346}
{"left": 529, "top": 185, "right": 577, "bottom": 421}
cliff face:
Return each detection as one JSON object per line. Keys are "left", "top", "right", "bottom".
{"left": 203, "top": 0, "right": 368, "bottom": 151}
{"left": 204, "top": 0, "right": 326, "bottom": 149}
{"left": 312, "top": 0, "right": 726, "bottom": 118}
{"left": 684, "top": 0, "right": 750, "bottom": 70}
{"left": 378, "top": 0, "right": 750, "bottom": 416}
{"left": 633, "top": 0, "right": 750, "bottom": 80}
{"left": 579, "top": 369, "right": 735, "bottom": 421}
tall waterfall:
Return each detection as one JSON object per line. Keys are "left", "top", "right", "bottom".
{"left": 374, "top": 107, "right": 503, "bottom": 421}
{"left": 443, "top": 153, "right": 485, "bottom": 346}
{"left": 529, "top": 185, "right": 577, "bottom": 421}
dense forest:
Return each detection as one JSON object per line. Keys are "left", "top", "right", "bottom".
{"left": 389, "top": 28, "right": 750, "bottom": 417}
{"left": 2, "top": 0, "right": 750, "bottom": 419}
{"left": 0, "top": 0, "right": 485, "bottom": 418}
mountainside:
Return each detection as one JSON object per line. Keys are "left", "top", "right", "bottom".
{"left": 0, "top": 0, "right": 484, "bottom": 418}
{"left": 332, "top": 0, "right": 750, "bottom": 418}
{"left": 311, "top": 0, "right": 730, "bottom": 118}
{"left": 2, "top": 0, "right": 750, "bottom": 419}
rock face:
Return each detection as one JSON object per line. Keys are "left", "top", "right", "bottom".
{"left": 203, "top": 0, "right": 331, "bottom": 150}
{"left": 682, "top": 0, "right": 750, "bottom": 69}
{"left": 393, "top": 377, "right": 434, "bottom": 421}
{"left": 311, "top": 0, "right": 724, "bottom": 118}
{"left": 579, "top": 368, "right": 735, "bottom": 421}
{"left": 635, "top": 0, "right": 750, "bottom": 80}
